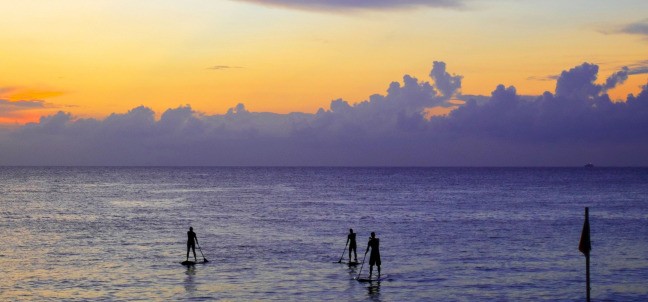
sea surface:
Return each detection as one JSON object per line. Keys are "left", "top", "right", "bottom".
{"left": 0, "top": 167, "right": 647, "bottom": 301}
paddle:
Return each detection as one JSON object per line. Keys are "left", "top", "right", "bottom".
{"left": 355, "top": 251, "right": 368, "bottom": 280}
{"left": 337, "top": 240, "right": 349, "bottom": 263}
{"left": 196, "top": 241, "right": 209, "bottom": 263}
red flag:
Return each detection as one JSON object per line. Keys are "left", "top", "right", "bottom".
{"left": 579, "top": 209, "right": 591, "bottom": 256}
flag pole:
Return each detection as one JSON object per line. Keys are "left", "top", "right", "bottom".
{"left": 585, "top": 247, "right": 590, "bottom": 302}
{"left": 585, "top": 208, "right": 590, "bottom": 302}
{"left": 579, "top": 207, "right": 591, "bottom": 302}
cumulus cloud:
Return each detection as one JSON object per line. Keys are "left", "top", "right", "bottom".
{"left": 233, "top": 0, "right": 465, "bottom": 12}
{"left": 530, "top": 61, "right": 644, "bottom": 88}
{"left": 1, "top": 62, "right": 648, "bottom": 166}
{"left": 444, "top": 81, "right": 648, "bottom": 144}
{"left": 430, "top": 61, "right": 462, "bottom": 99}
{"left": 554, "top": 63, "right": 602, "bottom": 99}
{"left": 554, "top": 63, "right": 636, "bottom": 98}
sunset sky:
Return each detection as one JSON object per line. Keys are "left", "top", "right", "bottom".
{"left": 1, "top": 0, "right": 647, "bottom": 166}
{"left": 1, "top": 0, "right": 646, "bottom": 123}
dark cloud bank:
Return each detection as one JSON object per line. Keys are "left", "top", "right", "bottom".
{"left": 1, "top": 61, "right": 648, "bottom": 166}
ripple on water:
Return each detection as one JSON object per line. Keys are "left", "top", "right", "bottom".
{"left": 0, "top": 167, "right": 647, "bottom": 301}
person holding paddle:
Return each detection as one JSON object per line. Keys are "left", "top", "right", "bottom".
{"left": 347, "top": 229, "right": 358, "bottom": 262}
{"left": 187, "top": 227, "right": 198, "bottom": 262}
{"left": 365, "top": 232, "right": 381, "bottom": 276}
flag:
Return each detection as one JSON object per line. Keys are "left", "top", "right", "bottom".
{"left": 578, "top": 210, "right": 591, "bottom": 256}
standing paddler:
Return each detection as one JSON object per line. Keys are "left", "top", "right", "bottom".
{"left": 365, "top": 232, "right": 381, "bottom": 276}
{"left": 347, "top": 229, "right": 358, "bottom": 262}
{"left": 187, "top": 227, "right": 198, "bottom": 262}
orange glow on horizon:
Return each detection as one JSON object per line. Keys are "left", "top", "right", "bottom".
{"left": 0, "top": 112, "right": 42, "bottom": 125}
{"left": 0, "top": 87, "right": 65, "bottom": 102}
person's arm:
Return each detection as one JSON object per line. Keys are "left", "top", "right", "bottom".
{"left": 365, "top": 240, "right": 370, "bottom": 254}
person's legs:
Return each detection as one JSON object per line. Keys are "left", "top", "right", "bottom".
{"left": 369, "top": 264, "right": 373, "bottom": 276}
{"left": 186, "top": 244, "right": 190, "bottom": 261}
{"left": 353, "top": 247, "right": 357, "bottom": 261}
{"left": 192, "top": 244, "right": 197, "bottom": 261}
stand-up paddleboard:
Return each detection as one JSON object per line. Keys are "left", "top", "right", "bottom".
{"left": 334, "top": 261, "right": 361, "bottom": 265}
{"left": 355, "top": 274, "right": 388, "bottom": 282}
{"left": 180, "top": 260, "right": 207, "bottom": 266}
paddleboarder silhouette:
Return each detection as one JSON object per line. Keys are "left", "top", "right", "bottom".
{"left": 348, "top": 229, "right": 358, "bottom": 262}
{"left": 187, "top": 227, "right": 198, "bottom": 262}
{"left": 365, "top": 232, "right": 381, "bottom": 276}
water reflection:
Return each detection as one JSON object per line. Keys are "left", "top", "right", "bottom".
{"left": 184, "top": 266, "right": 196, "bottom": 294}
{"left": 367, "top": 281, "right": 381, "bottom": 301}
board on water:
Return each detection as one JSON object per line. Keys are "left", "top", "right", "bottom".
{"left": 333, "top": 261, "right": 361, "bottom": 265}
{"left": 355, "top": 274, "right": 388, "bottom": 282}
{"left": 180, "top": 260, "right": 207, "bottom": 266}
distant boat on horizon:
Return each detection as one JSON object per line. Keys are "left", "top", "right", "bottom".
{"left": 584, "top": 163, "right": 594, "bottom": 168}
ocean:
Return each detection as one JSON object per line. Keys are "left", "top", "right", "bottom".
{"left": 0, "top": 167, "right": 647, "bottom": 301}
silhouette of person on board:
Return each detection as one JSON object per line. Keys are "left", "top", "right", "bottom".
{"left": 187, "top": 227, "right": 198, "bottom": 262}
{"left": 347, "top": 229, "right": 358, "bottom": 262}
{"left": 365, "top": 232, "right": 381, "bottom": 276}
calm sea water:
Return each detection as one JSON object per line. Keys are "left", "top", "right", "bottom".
{"left": 0, "top": 167, "right": 647, "bottom": 301}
